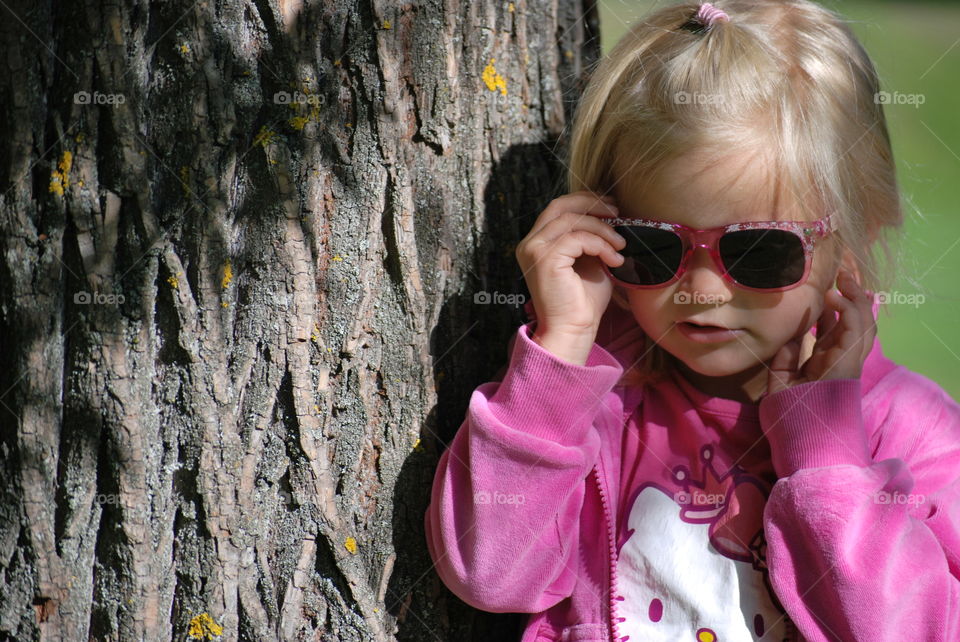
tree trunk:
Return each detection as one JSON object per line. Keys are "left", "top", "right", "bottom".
{"left": 0, "top": 0, "right": 600, "bottom": 640}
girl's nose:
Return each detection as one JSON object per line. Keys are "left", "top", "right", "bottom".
{"left": 676, "top": 247, "right": 732, "bottom": 302}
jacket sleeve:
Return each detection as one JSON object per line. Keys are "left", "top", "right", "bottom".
{"left": 758, "top": 377, "right": 960, "bottom": 641}
{"left": 424, "top": 320, "right": 624, "bottom": 613}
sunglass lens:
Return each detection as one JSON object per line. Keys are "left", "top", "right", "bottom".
{"left": 609, "top": 226, "right": 683, "bottom": 285}
{"left": 719, "top": 229, "right": 805, "bottom": 289}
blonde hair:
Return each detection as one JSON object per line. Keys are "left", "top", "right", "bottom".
{"left": 565, "top": 0, "right": 903, "bottom": 388}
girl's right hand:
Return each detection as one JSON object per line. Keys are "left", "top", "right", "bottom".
{"left": 515, "top": 191, "right": 627, "bottom": 364}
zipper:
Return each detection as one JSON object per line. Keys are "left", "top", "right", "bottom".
{"left": 592, "top": 463, "right": 625, "bottom": 642}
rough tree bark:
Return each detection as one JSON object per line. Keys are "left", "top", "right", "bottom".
{"left": 0, "top": 0, "right": 601, "bottom": 640}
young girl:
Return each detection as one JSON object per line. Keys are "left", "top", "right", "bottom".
{"left": 425, "top": 1, "right": 960, "bottom": 640}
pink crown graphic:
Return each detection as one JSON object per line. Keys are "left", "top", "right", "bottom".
{"left": 672, "top": 444, "right": 770, "bottom": 570}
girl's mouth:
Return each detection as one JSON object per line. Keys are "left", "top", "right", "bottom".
{"left": 676, "top": 321, "right": 743, "bottom": 343}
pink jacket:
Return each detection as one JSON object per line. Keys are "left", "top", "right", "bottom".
{"left": 424, "top": 300, "right": 960, "bottom": 641}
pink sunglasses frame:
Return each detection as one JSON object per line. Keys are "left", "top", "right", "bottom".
{"left": 600, "top": 212, "right": 839, "bottom": 292}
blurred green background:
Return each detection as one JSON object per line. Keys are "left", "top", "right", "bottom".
{"left": 598, "top": 1, "right": 960, "bottom": 401}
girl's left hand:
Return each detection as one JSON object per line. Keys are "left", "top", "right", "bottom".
{"left": 766, "top": 269, "right": 877, "bottom": 396}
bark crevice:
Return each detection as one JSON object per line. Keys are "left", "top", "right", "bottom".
{"left": 0, "top": 0, "right": 600, "bottom": 639}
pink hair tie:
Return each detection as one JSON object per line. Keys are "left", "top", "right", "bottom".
{"left": 696, "top": 2, "right": 729, "bottom": 27}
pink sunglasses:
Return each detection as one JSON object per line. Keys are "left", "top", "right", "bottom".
{"left": 601, "top": 212, "right": 838, "bottom": 292}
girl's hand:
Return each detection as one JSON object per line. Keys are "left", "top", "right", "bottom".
{"left": 515, "top": 191, "right": 626, "bottom": 362}
{"left": 766, "top": 269, "right": 876, "bottom": 396}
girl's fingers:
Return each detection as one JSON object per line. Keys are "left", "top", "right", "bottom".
{"left": 832, "top": 303, "right": 859, "bottom": 342}
{"left": 818, "top": 271, "right": 876, "bottom": 378}
{"left": 527, "top": 191, "right": 620, "bottom": 238}
{"left": 550, "top": 230, "right": 623, "bottom": 266}
{"left": 768, "top": 337, "right": 802, "bottom": 392}
{"left": 856, "top": 296, "right": 877, "bottom": 364}
{"left": 857, "top": 287, "right": 875, "bottom": 326}
{"left": 529, "top": 197, "right": 620, "bottom": 239}
{"left": 827, "top": 285, "right": 859, "bottom": 328}
{"left": 834, "top": 272, "right": 874, "bottom": 346}
{"left": 534, "top": 211, "right": 626, "bottom": 249}
{"left": 565, "top": 192, "right": 620, "bottom": 216}
{"left": 781, "top": 270, "right": 877, "bottom": 386}
{"left": 837, "top": 269, "right": 871, "bottom": 312}
{"left": 813, "top": 305, "right": 839, "bottom": 351}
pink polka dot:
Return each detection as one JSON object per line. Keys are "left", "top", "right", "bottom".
{"left": 648, "top": 598, "right": 663, "bottom": 622}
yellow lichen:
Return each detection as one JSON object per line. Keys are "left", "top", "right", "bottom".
{"left": 48, "top": 151, "right": 73, "bottom": 196}
{"left": 344, "top": 537, "right": 358, "bottom": 554}
{"left": 508, "top": 2, "right": 515, "bottom": 11}
{"left": 221, "top": 260, "right": 233, "bottom": 289}
{"left": 331, "top": 255, "right": 343, "bottom": 262}
{"left": 482, "top": 59, "right": 507, "bottom": 95}
{"left": 179, "top": 44, "right": 191, "bottom": 55}
{"left": 289, "top": 115, "right": 310, "bottom": 130}
{"left": 254, "top": 125, "right": 276, "bottom": 148}
{"left": 286, "top": 82, "right": 324, "bottom": 132}
{"left": 382, "top": 19, "right": 392, "bottom": 29}
{"left": 167, "top": 272, "right": 182, "bottom": 289}
{"left": 187, "top": 613, "right": 223, "bottom": 640}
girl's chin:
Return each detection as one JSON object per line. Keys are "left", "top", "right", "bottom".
{"left": 665, "top": 344, "right": 764, "bottom": 378}
{"left": 679, "top": 359, "right": 753, "bottom": 379}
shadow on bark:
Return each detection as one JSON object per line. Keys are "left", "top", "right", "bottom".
{"left": 386, "top": 141, "right": 570, "bottom": 641}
